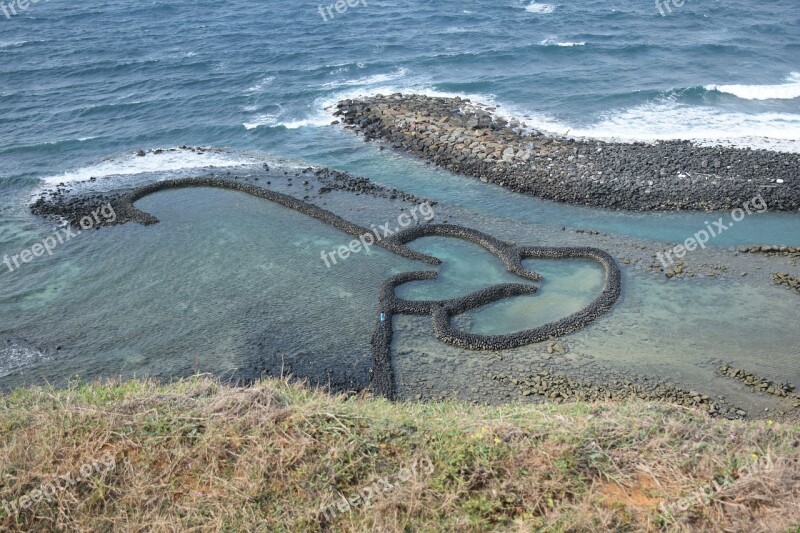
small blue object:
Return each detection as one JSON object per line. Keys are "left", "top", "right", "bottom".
{"left": 380, "top": 313, "right": 385, "bottom": 322}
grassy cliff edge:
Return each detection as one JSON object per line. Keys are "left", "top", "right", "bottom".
{"left": 1, "top": 376, "right": 798, "bottom": 532}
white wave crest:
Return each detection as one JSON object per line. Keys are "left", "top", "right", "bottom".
{"left": 705, "top": 72, "right": 800, "bottom": 101}
{"left": 539, "top": 39, "right": 585, "bottom": 47}
{"left": 0, "top": 41, "right": 26, "bottom": 49}
{"left": 321, "top": 67, "right": 409, "bottom": 90}
{"left": 244, "top": 67, "right": 413, "bottom": 130}
{"left": 321, "top": 85, "right": 800, "bottom": 152}
{"left": 527, "top": 100, "right": 800, "bottom": 152}
{"left": 40, "top": 147, "right": 263, "bottom": 186}
{"left": 525, "top": 2, "right": 555, "bottom": 14}
{"left": 246, "top": 75, "right": 275, "bottom": 93}
{"left": 243, "top": 113, "right": 330, "bottom": 130}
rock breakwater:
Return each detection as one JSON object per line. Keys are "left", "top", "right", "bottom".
{"left": 738, "top": 245, "right": 800, "bottom": 261}
{"left": 335, "top": 94, "right": 800, "bottom": 211}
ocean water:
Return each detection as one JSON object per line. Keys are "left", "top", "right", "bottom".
{"left": 1, "top": 0, "right": 798, "bottom": 396}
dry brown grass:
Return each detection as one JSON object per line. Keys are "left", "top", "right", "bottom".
{"left": 0, "top": 375, "right": 798, "bottom": 532}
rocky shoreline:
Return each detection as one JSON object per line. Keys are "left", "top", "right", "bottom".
{"left": 493, "top": 371, "right": 750, "bottom": 419}
{"left": 28, "top": 171, "right": 800, "bottom": 419}
{"left": 335, "top": 93, "right": 800, "bottom": 211}
{"left": 718, "top": 364, "right": 800, "bottom": 407}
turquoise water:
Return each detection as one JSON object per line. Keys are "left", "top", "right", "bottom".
{"left": 0, "top": 188, "right": 421, "bottom": 388}
{"left": 460, "top": 258, "right": 606, "bottom": 335}
{"left": 0, "top": 0, "right": 798, "bottom": 392}
{"left": 314, "top": 144, "right": 800, "bottom": 246}
{"left": 396, "top": 237, "right": 539, "bottom": 301}
{"left": 396, "top": 237, "right": 606, "bottom": 335}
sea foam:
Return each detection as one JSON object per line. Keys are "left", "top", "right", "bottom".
{"left": 525, "top": 2, "right": 555, "bottom": 14}
{"left": 705, "top": 72, "right": 800, "bottom": 101}
{"left": 40, "top": 147, "right": 263, "bottom": 186}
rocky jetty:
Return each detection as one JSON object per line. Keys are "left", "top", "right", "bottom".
{"left": 335, "top": 94, "right": 800, "bottom": 211}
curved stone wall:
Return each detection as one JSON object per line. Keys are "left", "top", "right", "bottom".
{"left": 375, "top": 226, "right": 622, "bottom": 398}
{"left": 30, "top": 177, "right": 622, "bottom": 400}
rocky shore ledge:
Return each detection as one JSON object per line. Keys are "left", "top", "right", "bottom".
{"left": 335, "top": 94, "right": 800, "bottom": 211}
